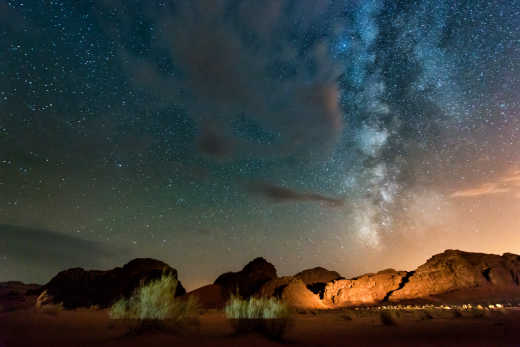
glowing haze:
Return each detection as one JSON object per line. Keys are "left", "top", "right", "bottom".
{"left": 1, "top": 0, "right": 519, "bottom": 290}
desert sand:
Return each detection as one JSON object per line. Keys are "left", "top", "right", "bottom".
{"left": 1, "top": 304, "right": 519, "bottom": 347}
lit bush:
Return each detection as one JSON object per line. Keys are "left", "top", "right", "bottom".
{"left": 224, "top": 295, "right": 289, "bottom": 319}
{"left": 224, "top": 295, "right": 291, "bottom": 340}
{"left": 109, "top": 273, "right": 198, "bottom": 332}
{"left": 35, "top": 290, "right": 64, "bottom": 315}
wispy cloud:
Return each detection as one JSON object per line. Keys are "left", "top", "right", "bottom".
{"left": 248, "top": 181, "right": 344, "bottom": 207}
{"left": 0, "top": 224, "right": 123, "bottom": 267}
{"left": 451, "top": 170, "right": 520, "bottom": 199}
{"left": 501, "top": 171, "right": 520, "bottom": 184}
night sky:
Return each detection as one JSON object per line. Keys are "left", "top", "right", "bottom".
{"left": 1, "top": 0, "right": 520, "bottom": 290}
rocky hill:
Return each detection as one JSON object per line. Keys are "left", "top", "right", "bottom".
{"left": 305, "top": 250, "right": 520, "bottom": 307}
{"left": 5, "top": 249, "right": 520, "bottom": 311}
{"left": 38, "top": 258, "right": 185, "bottom": 309}
{"left": 213, "top": 257, "right": 277, "bottom": 298}
{"left": 252, "top": 250, "right": 520, "bottom": 308}
{"left": 388, "top": 250, "right": 520, "bottom": 303}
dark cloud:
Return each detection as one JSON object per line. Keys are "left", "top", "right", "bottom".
{"left": 0, "top": 224, "right": 128, "bottom": 283}
{"left": 249, "top": 182, "right": 344, "bottom": 207}
{"left": 110, "top": 0, "right": 344, "bottom": 160}
{"left": 197, "top": 127, "right": 235, "bottom": 159}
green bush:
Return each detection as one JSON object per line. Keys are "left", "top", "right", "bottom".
{"left": 224, "top": 295, "right": 291, "bottom": 340}
{"left": 109, "top": 273, "right": 198, "bottom": 332}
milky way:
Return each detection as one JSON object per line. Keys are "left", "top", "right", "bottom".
{"left": 1, "top": 0, "right": 519, "bottom": 289}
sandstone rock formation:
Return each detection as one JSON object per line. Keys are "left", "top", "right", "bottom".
{"left": 389, "top": 250, "right": 520, "bottom": 302}
{"left": 294, "top": 267, "right": 343, "bottom": 299}
{"left": 12, "top": 250, "right": 520, "bottom": 312}
{"left": 258, "top": 276, "right": 327, "bottom": 308}
{"left": 323, "top": 269, "right": 408, "bottom": 306}
{"left": 40, "top": 258, "right": 185, "bottom": 308}
{"left": 186, "top": 284, "right": 227, "bottom": 309}
{"left": 323, "top": 250, "right": 520, "bottom": 307}
{"left": 214, "top": 257, "right": 277, "bottom": 298}
{"left": 258, "top": 276, "right": 294, "bottom": 298}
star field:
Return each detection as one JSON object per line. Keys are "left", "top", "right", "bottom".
{"left": 1, "top": 0, "right": 520, "bottom": 289}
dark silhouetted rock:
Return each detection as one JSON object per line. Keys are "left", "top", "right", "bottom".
{"left": 323, "top": 269, "right": 408, "bottom": 306}
{"left": 41, "top": 258, "right": 185, "bottom": 309}
{"left": 294, "top": 267, "right": 342, "bottom": 285}
{"left": 0, "top": 282, "right": 41, "bottom": 311}
{"left": 214, "top": 257, "right": 277, "bottom": 298}
{"left": 389, "top": 250, "right": 520, "bottom": 302}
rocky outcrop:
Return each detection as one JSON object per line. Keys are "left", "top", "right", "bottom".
{"left": 293, "top": 267, "right": 343, "bottom": 299}
{"left": 8, "top": 250, "right": 520, "bottom": 311}
{"left": 389, "top": 250, "right": 520, "bottom": 302}
{"left": 321, "top": 251, "right": 520, "bottom": 307}
{"left": 186, "top": 284, "right": 228, "bottom": 309}
{"left": 0, "top": 282, "right": 41, "bottom": 311}
{"left": 258, "top": 277, "right": 327, "bottom": 309}
{"left": 323, "top": 269, "right": 408, "bottom": 306}
{"left": 214, "top": 257, "right": 277, "bottom": 298}
{"left": 318, "top": 251, "right": 520, "bottom": 307}
{"left": 41, "top": 258, "right": 185, "bottom": 309}
{"left": 258, "top": 277, "right": 294, "bottom": 297}
{"left": 294, "top": 267, "right": 342, "bottom": 285}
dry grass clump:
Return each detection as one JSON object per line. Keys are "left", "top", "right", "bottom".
{"left": 35, "top": 290, "right": 63, "bottom": 315}
{"left": 224, "top": 295, "right": 291, "bottom": 340}
{"left": 109, "top": 273, "right": 198, "bottom": 333}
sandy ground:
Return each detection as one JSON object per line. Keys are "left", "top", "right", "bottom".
{"left": 1, "top": 305, "right": 519, "bottom": 347}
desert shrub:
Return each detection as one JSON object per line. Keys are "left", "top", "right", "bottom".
{"left": 224, "top": 295, "right": 291, "bottom": 340}
{"left": 225, "top": 295, "right": 289, "bottom": 319}
{"left": 35, "top": 290, "right": 64, "bottom": 315}
{"left": 380, "top": 310, "right": 398, "bottom": 326}
{"left": 109, "top": 273, "right": 198, "bottom": 333}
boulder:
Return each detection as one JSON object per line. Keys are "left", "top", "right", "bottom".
{"left": 389, "top": 250, "right": 520, "bottom": 302}
{"left": 214, "top": 257, "right": 277, "bottom": 298}
{"left": 258, "top": 277, "right": 294, "bottom": 298}
{"left": 294, "top": 267, "right": 343, "bottom": 299}
{"left": 187, "top": 284, "right": 228, "bottom": 309}
{"left": 323, "top": 269, "right": 408, "bottom": 306}
{"left": 41, "top": 258, "right": 185, "bottom": 309}
{"left": 258, "top": 277, "right": 327, "bottom": 309}
{"left": 294, "top": 267, "right": 342, "bottom": 285}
